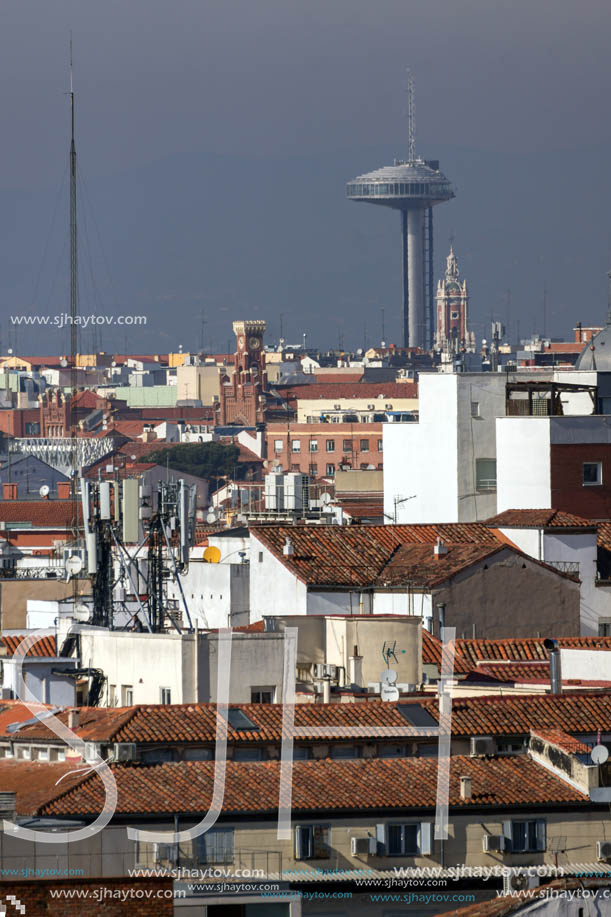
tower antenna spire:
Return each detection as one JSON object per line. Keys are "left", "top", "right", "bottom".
{"left": 407, "top": 69, "right": 416, "bottom": 163}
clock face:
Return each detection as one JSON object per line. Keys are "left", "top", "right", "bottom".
{"left": 248, "top": 337, "right": 261, "bottom": 350}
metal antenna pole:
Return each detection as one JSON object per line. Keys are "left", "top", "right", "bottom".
{"left": 407, "top": 69, "right": 416, "bottom": 163}
{"left": 69, "top": 33, "right": 78, "bottom": 375}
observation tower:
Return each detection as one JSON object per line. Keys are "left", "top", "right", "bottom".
{"left": 346, "top": 75, "right": 455, "bottom": 349}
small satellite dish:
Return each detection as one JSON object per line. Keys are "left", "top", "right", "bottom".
{"left": 380, "top": 669, "right": 397, "bottom": 685}
{"left": 60, "top": 358, "right": 68, "bottom": 368}
{"left": 592, "top": 745, "right": 609, "bottom": 765}
{"left": 381, "top": 684, "right": 400, "bottom": 702}
{"left": 320, "top": 492, "right": 332, "bottom": 506}
{"left": 65, "top": 554, "right": 83, "bottom": 576}
{"left": 73, "top": 604, "right": 90, "bottom": 622}
{"left": 39, "top": 484, "right": 50, "bottom": 498}
{"left": 206, "top": 510, "right": 217, "bottom": 524}
{"left": 203, "top": 545, "right": 221, "bottom": 564}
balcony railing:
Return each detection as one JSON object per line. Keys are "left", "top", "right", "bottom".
{"left": 545, "top": 560, "right": 580, "bottom": 576}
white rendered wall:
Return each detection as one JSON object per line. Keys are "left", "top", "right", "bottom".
{"left": 455, "top": 374, "right": 506, "bottom": 522}
{"left": 249, "top": 536, "right": 308, "bottom": 619}
{"left": 384, "top": 374, "right": 459, "bottom": 523}
{"left": 496, "top": 418, "right": 552, "bottom": 510}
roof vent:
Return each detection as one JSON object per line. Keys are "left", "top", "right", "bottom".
{"left": 460, "top": 776, "right": 472, "bottom": 800}
{"left": 283, "top": 537, "right": 294, "bottom": 557}
{"left": 434, "top": 537, "right": 448, "bottom": 557}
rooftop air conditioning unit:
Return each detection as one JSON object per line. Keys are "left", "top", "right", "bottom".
{"left": 597, "top": 840, "right": 611, "bottom": 861}
{"left": 483, "top": 834, "right": 506, "bottom": 853}
{"left": 470, "top": 736, "right": 496, "bottom": 757}
{"left": 367, "top": 404, "right": 375, "bottom": 410}
{"left": 385, "top": 404, "right": 393, "bottom": 409}
{"left": 351, "top": 836, "right": 377, "bottom": 856}
{"left": 113, "top": 742, "right": 137, "bottom": 762}
{"left": 323, "top": 664, "right": 337, "bottom": 679}
{"left": 502, "top": 872, "right": 539, "bottom": 894}
{"left": 313, "top": 663, "right": 326, "bottom": 679}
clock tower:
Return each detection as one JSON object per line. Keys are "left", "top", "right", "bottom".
{"left": 219, "top": 320, "right": 267, "bottom": 425}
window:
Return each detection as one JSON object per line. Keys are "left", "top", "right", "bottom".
{"left": 342, "top": 439, "right": 352, "bottom": 452}
{"left": 475, "top": 458, "right": 497, "bottom": 492}
{"left": 309, "top": 440, "right": 318, "bottom": 452}
{"left": 141, "top": 748, "right": 175, "bottom": 764}
{"left": 388, "top": 823, "right": 419, "bottom": 856}
{"left": 326, "top": 439, "right": 335, "bottom": 452}
{"left": 258, "top": 551, "right": 263, "bottom": 563}
{"left": 379, "top": 743, "right": 409, "bottom": 758}
{"left": 121, "top": 685, "right": 134, "bottom": 706}
{"left": 251, "top": 687, "right": 275, "bottom": 703}
{"left": 583, "top": 462, "right": 602, "bottom": 486}
{"left": 309, "top": 463, "right": 318, "bottom": 476}
{"left": 291, "top": 440, "right": 301, "bottom": 453}
{"left": 183, "top": 747, "right": 213, "bottom": 761}
{"left": 509, "top": 819, "right": 546, "bottom": 853}
{"left": 599, "top": 619, "right": 611, "bottom": 636}
{"left": 471, "top": 401, "right": 480, "bottom": 418}
{"left": 294, "top": 746, "right": 314, "bottom": 760}
{"left": 233, "top": 748, "right": 263, "bottom": 761}
{"left": 160, "top": 687, "right": 171, "bottom": 705}
{"left": 108, "top": 684, "right": 117, "bottom": 707}
{"left": 330, "top": 745, "right": 361, "bottom": 759}
{"left": 37, "top": 747, "right": 50, "bottom": 762}
{"left": 225, "top": 709, "right": 258, "bottom": 731}
{"left": 326, "top": 464, "right": 335, "bottom": 476}
{"left": 378, "top": 440, "right": 383, "bottom": 452}
{"left": 295, "top": 825, "right": 330, "bottom": 860}
{"left": 290, "top": 464, "right": 300, "bottom": 472}
{"left": 195, "top": 828, "right": 234, "bottom": 865}
{"left": 360, "top": 439, "right": 370, "bottom": 452}
{"left": 274, "top": 439, "right": 283, "bottom": 453}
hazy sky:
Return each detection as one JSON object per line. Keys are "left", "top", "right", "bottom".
{"left": 2, "top": 0, "right": 611, "bottom": 353}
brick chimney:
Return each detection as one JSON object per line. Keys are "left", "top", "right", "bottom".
{"left": 2, "top": 483, "right": 17, "bottom": 501}
{"left": 57, "top": 482, "right": 71, "bottom": 500}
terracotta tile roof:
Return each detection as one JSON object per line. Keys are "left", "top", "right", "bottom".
{"left": 1, "top": 634, "right": 57, "bottom": 658}
{"left": 457, "top": 636, "right": 611, "bottom": 667}
{"left": 337, "top": 499, "right": 385, "bottom": 520}
{"left": 252, "top": 525, "right": 570, "bottom": 588}
{"left": 421, "top": 631, "right": 473, "bottom": 675}
{"left": 251, "top": 524, "right": 506, "bottom": 587}
{"left": 0, "top": 761, "right": 85, "bottom": 815}
{"left": 485, "top": 509, "right": 595, "bottom": 529}
{"left": 531, "top": 728, "right": 591, "bottom": 754}
{"left": 274, "top": 382, "right": 418, "bottom": 401}
{"left": 468, "top": 662, "right": 551, "bottom": 682}
{"left": 438, "top": 879, "right": 611, "bottom": 916}
{"left": 597, "top": 521, "right": 611, "bottom": 552}
{"left": 0, "top": 501, "right": 80, "bottom": 526}
{"left": 0, "top": 702, "right": 52, "bottom": 737}
{"left": 35, "top": 755, "right": 586, "bottom": 819}
{"left": 15, "top": 692, "right": 611, "bottom": 747}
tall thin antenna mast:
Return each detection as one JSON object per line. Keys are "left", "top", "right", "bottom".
{"left": 407, "top": 69, "right": 416, "bottom": 163}
{"left": 69, "top": 32, "right": 78, "bottom": 375}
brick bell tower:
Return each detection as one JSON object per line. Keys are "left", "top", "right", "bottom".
{"left": 219, "top": 321, "right": 267, "bottom": 425}
{"left": 434, "top": 247, "right": 475, "bottom": 354}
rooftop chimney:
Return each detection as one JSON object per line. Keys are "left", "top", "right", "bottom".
{"left": 283, "top": 537, "right": 294, "bottom": 557}
{"left": 68, "top": 708, "right": 80, "bottom": 730}
{"left": 57, "top": 482, "right": 71, "bottom": 500}
{"left": 544, "top": 638, "right": 562, "bottom": 694}
{"left": 434, "top": 537, "right": 448, "bottom": 557}
{"left": 2, "top": 483, "right": 17, "bottom": 501}
{"left": 460, "top": 776, "right": 472, "bottom": 800}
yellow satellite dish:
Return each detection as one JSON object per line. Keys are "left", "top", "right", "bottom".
{"left": 203, "top": 545, "right": 221, "bottom": 564}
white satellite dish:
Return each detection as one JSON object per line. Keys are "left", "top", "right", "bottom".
{"left": 591, "top": 745, "right": 609, "bottom": 765}
{"left": 73, "top": 604, "right": 90, "bottom": 622}
{"left": 39, "top": 484, "right": 50, "bottom": 498}
{"left": 65, "top": 555, "right": 83, "bottom": 576}
{"left": 380, "top": 669, "right": 397, "bottom": 685}
{"left": 60, "top": 358, "right": 68, "bottom": 368}
{"left": 206, "top": 510, "right": 217, "bottom": 524}
{"left": 381, "top": 684, "right": 400, "bottom": 702}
